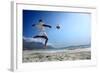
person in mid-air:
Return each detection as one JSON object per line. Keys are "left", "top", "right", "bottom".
{"left": 32, "top": 19, "right": 52, "bottom": 48}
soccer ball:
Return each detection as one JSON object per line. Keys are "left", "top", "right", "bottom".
{"left": 56, "top": 24, "right": 60, "bottom": 29}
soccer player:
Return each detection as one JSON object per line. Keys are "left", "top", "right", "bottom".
{"left": 32, "top": 19, "right": 52, "bottom": 48}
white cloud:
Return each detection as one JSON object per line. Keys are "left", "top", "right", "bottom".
{"left": 23, "top": 36, "right": 55, "bottom": 47}
{"left": 23, "top": 36, "right": 44, "bottom": 43}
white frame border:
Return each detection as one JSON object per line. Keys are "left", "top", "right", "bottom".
{"left": 11, "top": 1, "right": 97, "bottom": 72}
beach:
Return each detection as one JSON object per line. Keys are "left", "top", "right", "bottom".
{"left": 23, "top": 48, "right": 91, "bottom": 62}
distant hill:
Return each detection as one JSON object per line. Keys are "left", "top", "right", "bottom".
{"left": 59, "top": 45, "right": 91, "bottom": 50}
{"left": 23, "top": 38, "right": 55, "bottom": 50}
{"left": 23, "top": 37, "right": 91, "bottom": 50}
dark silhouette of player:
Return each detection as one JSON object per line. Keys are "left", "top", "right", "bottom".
{"left": 32, "top": 19, "right": 52, "bottom": 48}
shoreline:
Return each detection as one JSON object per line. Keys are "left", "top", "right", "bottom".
{"left": 23, "top": 48, "right": 90, "bottom": 54}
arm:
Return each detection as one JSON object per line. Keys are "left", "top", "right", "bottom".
{"left": 43, "top": 24, "right": 52, "bottom": 28}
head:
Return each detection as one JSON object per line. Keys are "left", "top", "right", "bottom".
{"left": 39, "top": 19, "right": 43, "bottom": 22}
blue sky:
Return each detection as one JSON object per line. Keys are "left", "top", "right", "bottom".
{"left": 23, "top": 10, "right": 91, "bottom": 48}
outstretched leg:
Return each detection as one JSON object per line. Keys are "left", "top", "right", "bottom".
{"left": 44, "top": 36, "right": 48, "bottom": 47}
{"left": 33, "top": 35, "right": 42, "bottom": 38}
{"left": 33, "top": 35, "right": 48, "bottom": 48}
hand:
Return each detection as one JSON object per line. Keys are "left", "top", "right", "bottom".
{"left": 32, "top": 24, "right": 35, "bottom": 27}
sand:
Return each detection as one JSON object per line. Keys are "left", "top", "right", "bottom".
{"left": 23, "top": 48, "right": 91, "bottom": 62}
